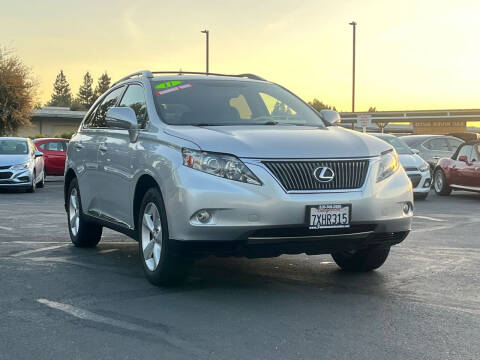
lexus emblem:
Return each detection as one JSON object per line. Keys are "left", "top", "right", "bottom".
{"left": 313, "top": 166, "right": 335, "bottom": 183}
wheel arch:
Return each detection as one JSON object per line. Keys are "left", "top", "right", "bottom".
{"left": 64, "top": 168, "right": 77, "bottom": 212}
{"left": 133, "top": 174, "right": 162, "bottom": 233}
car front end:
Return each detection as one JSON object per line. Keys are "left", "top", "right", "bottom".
{"left": 400, "top": 155, "right": 431, "bottom": 197}
{"left": 158, "top": 127, "right": 413, "bottom": 257}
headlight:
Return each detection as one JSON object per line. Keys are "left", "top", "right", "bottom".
{"left": 182, "top": 148, "right": 262, "bottom": 185}
{"left": 10, "top": 162, "right": 30, "bottom": 170}
{"left": 376, "top": 150, "right": 399, "bottom": 182}
{"left": 418, "top": 162, "right": 430, "bottom": 172}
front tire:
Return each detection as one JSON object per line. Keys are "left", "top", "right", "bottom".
{"left": 67, "top": 178, "right": 102, "bottom": 247}
{"left": 433, "top": 169, "right": 451, "bottom": 196}
{"left": 138, "top": 188, "right": 189, "bottom": 286}
{"left": 26, "top": 171, "right": 36, "bottom": 193}
{"left": 332, "top": 246, "right": 390, "bottom": 272}
{"left": 37, "top": 171, "right": 45, "bottom": 188}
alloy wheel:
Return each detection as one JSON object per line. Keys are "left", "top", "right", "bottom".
{"left": 141, "top": 202, "right": 163, "bottom": 271}
{"left": 69, "top": 188, "right": 80, "bottom": 236}
{"left": 434, "top": 172, "right": 443, "bottom": 193}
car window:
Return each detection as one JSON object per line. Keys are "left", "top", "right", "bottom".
{"left": 424, "top": 138, "right": 449, "bottom": 151}
{"left": 469, "top": 145, "right": 479, "bottom": 162}
{"left": 446, "top": 138, "right": 463, "bottom": 151}
{"left": 456, "top": 145, "right": 472, "bottom": 160}
{"left": 40, "top": 141, "right": 66, "bottom": 152}
{"left": 0, "top": 140, "right": 29, "bottom": 155}
{"left": 118, "top": 84, "right": 149, "bottom": 129}
{"left": 89, "top": 86, "right": 125, "bottom": 128}
{"left": 151, "top": 79, "right": 324, "bottom": 127}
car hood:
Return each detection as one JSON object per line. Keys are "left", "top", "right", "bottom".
{"left": 399, "top": 153, "right": 425, "bottom": 169}
{"left": 0, "top": 154, "right": 29, "bottom": 167}
{"left": 164, "top": 125, "right": 391, "bottom": 159}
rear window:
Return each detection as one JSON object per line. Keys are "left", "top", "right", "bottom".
{"left": 151, "top": 79, "right": 325, "bottom": 127}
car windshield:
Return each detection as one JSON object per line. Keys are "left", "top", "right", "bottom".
{"left": 151, "top": 79, "right": 326, "bottom": 127}
{"left": 0, "top": 140, "right": 29, "bottom": 155}
{"left": 378, "top": 136, "right": 412, "bottom": 154}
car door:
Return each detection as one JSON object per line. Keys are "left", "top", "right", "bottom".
{"left": 423, "top": 138, "right": 451, "bottom": 165}
{"left": 40, "top": 140, "right": 66, "bottom": 175}
{"left": 450, "top": 144, "right": 472, "bottom": 187}
{"left": 465, "top": 144, "right": 480, "bottom": 189}
{"left": 97, "top": 83, "right": 148, "bottom": 227}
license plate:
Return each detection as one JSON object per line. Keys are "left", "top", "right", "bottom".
{"left": 307, "top": 204, "right": 351, "bottom": 229}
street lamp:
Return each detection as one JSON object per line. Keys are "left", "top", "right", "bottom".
{"left": 349, "top": 21, "right": 357, "bottom": 113}
{"left": 201, "top": 29, "right": 209, "bottom": 74}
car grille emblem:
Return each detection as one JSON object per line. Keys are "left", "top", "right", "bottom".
{"left": 313, "top": 166, "right": 335, "bottom": 183}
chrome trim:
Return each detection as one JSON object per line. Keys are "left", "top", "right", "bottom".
{"left": 87, "top": 209, "right": 134, "bottom": 230}
{"left": 257, "top": 158, "right": 373, "bottom": 193}
{"left": 248, "top": 231, "right": 374, "bottom": 244}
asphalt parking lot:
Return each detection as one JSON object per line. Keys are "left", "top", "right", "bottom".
{"left": 0, "top": 179, "right": 479, "bottom": 360}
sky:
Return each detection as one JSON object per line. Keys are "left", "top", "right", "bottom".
{"left": 1, "top": 0, "right": 479, "bottom": 112}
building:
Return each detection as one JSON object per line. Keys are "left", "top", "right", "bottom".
{"left": 16, "top": 107, "right": 86, "bottom": 137}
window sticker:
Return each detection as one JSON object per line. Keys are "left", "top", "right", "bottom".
{"left": 155, "top": 81, "right": 194, "bottom": 96}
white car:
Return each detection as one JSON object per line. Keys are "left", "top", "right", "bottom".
{"left": 0, "top": 137, "right": 45, "bottom": 192}
{"left": 370, "top": 133, "right": 431, "bottom": 199}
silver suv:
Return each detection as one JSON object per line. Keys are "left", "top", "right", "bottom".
{"left": 64, "top": 70, "right": 413, "bottom": 286}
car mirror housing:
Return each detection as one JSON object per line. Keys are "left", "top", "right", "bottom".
{"left": 34, "top": 150, "right": 43, "bottom": 157}
{"left": 319, "top": 110, "right": 341, "bottom": 126}
{"left": 106, "top": 107, "right": 139, "bottom": 142}
{"left": 411, "top": 148, "right": 420, "bottom": 155}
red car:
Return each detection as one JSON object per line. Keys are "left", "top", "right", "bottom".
{"left": 34, "top": 138, "right": 69, "bottom": 176}
{"left": 433, "top": 141, "right": 480, "bottom": 195}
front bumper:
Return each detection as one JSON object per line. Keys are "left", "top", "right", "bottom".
{"left": 163, "top": 158, "right": 413, "bottom": 249}
{"left": 406, "top": 170, "right": 431, "bottom": 194}
{"left": 0, "top": 168, "right": 32, "bottom": 187}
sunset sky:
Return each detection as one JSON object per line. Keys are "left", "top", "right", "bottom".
{"left": 1, "top": 0, "right": 479, "bottom": 112}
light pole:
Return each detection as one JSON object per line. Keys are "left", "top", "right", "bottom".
{"left": 201, "top": 29, "right": 209, "bottom": 74}
{"left": 349, "top": 21, "right": 357, "bottom": 113}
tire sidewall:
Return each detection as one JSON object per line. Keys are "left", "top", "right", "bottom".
{"left": 67, "top": 178, "right": 83, "bottom": 244}
{"left": 434, "top": 169, "right": 448, "bottom": 194}
{"left": 137, "top": 188, "right": 171, "bottom": 278}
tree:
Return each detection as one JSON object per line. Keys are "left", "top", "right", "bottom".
{"left": 368, "top": 106, "right": 377, "bottom": 112}
{"left": 76, "top": 71, "right": 94, "bottom": 108}
{"left": 47, "top": 70, "right": 72, "bottom": 107}
{"left": 93, "top": 71, "right": 111, "bottom": 101}
{"left": 308, "top": 98, "right": 337, "bottom": 112}
{"left": 0, "top": 48, "right": 36, "bottom": 136}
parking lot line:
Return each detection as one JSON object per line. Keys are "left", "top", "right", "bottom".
{"left": 414, "top": 215, "right": 446, "bottom": 222}
{"left": 11, "top": 244, "right": 69, "bottom": 257}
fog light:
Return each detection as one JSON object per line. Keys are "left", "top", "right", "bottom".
{"left": 424, "top": 179, "right": 431, "bottom": 188}
{"left": 196, "top": 210, "right": 211, "bottom": 223}
{"left": 403, "top": 202, "right": 413, "bottom": 215}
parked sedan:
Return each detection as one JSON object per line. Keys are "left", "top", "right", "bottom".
{"left": 401, "top": 135, "right": 464, "bottom": 168}
{"left": 433, "top": 141, "right": 480, "bottom": 195}
{"left": 370, "top": 133, "right": 431, "bottom": 199}
{"left": 0, "top": 137, "right": 45, "bottom": 192}
{"left": 34, "top": 138, "right": 69, "bottom": 176}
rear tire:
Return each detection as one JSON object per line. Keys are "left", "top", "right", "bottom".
{"left": 433, "top": 169, "right": 451, "bottom": 196}
{"left": 332, "top": 246, "right": 390, "bottom": 272}
{"left": 67, "top": 178, "right": 102, "bottom": 247}
{"left": 138, "top": 187, "right": 190, "bottom": 286}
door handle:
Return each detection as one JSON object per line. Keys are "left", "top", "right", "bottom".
{"left": 99, "top": 144, "right": 108, "bottom": 152}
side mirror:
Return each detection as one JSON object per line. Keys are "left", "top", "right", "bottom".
{"left": 106, "top": 107, "right": 138, "bottom": 130}
{"left": 34, "top": 150, "right": 43, "bottom": 158}
{"left": 319, "top": 110, "right": 341, "bottom": 125}
{"left": 411, "top": 148, "right": 420, "bottom": 155}
{"left": 458, "top": 155, "right": 468, "bottom": 163}
{"left": 106, "top": 107, "right": 139, "bottom": 142}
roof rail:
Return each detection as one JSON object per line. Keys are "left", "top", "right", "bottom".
{"left": 113, "top": 70, "right": 153, "bottom": 85}
{"left": 150, "top": 71, "right": 267, "bottom": 81}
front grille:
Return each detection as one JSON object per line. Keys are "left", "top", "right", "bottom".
{"left": 249, "top": 224, "right": 377, "bottom": 239}
{"left": 0, "top": 166, "right": 11, "bottom": 170}
{"left": 0, "top": 172, "right": 13, "bottom": 180}
{"left": 408, "top": 174, "right": 422, "bottom": 187}
{"left": 263, "top": 159, "right": 370, "bottom": 191}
